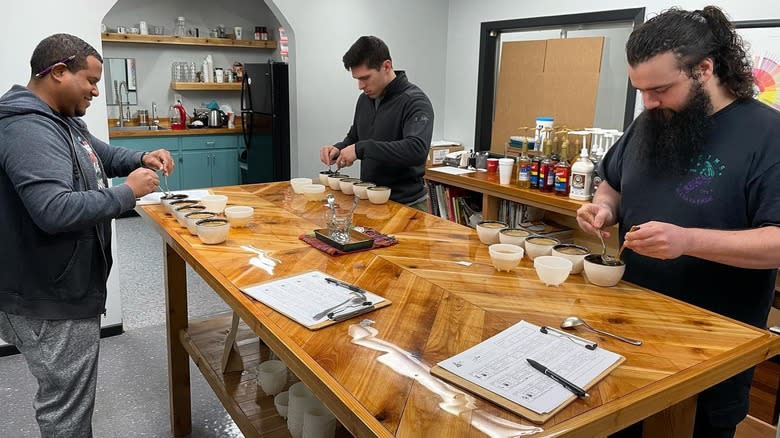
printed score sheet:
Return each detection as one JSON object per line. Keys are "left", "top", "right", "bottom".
{"left": 433, "top": 320, "right": 623, "bottom": 419}
{"left": 241, "top": 270, "right": 389, "bottom": 330}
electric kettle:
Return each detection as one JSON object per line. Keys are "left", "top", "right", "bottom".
{"left": 208, "top": 109, "right": 227, "bottom": 128}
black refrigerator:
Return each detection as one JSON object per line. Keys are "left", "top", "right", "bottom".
{"left": 240, "top": 61, "right": 291, "bottom": 183}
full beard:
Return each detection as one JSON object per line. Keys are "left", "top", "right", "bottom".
{"left": 635, "top": 82, "right": 713, "bottom": 175}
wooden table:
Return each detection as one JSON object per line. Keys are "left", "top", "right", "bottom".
{"left": 137, "top": 182, "right": 780, "bottom": 437}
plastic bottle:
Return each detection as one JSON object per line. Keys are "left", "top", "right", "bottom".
{"left": 517, "top": 137, "right": 531, "bottom": 189}
{"left": 569, "top": 145, "right": 595, "bottom": 201}
{"left": 174, "top": 17, "right": 186, "bottom": 37}
{"left": 554, "top": 140, "right": 571, "bottom": 197}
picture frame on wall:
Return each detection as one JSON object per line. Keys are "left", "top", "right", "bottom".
{"left": 735, "top": 19, "right": 780, "bottom": 112}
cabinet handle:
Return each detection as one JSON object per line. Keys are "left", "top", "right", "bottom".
{"left": 205, "top": 141, "right": 215, "bottom": 146}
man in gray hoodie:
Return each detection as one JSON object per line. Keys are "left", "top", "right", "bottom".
{"left": 0, "top": 34, "right": 173, "bottom": 437}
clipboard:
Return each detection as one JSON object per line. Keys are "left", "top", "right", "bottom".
{"left": 430, "top": 320, "right": 625, "bottom": 424}
{"left": 240, "top": 270, "right": 391, "bottom": 330}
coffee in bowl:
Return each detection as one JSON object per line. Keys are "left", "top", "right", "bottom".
{"left": 366, "top": 186, "right": 391, "bottom": 204}
{"left": 555, "top": 245, "right": 589, "bottom": 255}
{"left": 498, "top": 228, "right": 531, "bottom": 246}
{"left": 552, "top": 243, "right": 590, "bottom": 274}
{"left": 476, "top": 221, "right": 508, "bottom": 245}
{"left": 184, "top": 211, "right": 217, "bottom": 235}
{"left": 524, "top": 236, "right": 561, "bottom": 260}
{"left": 318, "top": 170, "right": 334, "bottom": 185}
{"left": 164, "top": 197, "right": 194, "bottom": 215}
{"left": 583, "top": 253, "right": 626, "bottom": 286}
{"left": 327, "top": 173, "right": 349, "bottom": 190}
{"left": 195, "top": 218, "right": 230, "bottom": 245}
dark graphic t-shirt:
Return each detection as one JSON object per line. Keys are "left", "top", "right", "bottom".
{"left": 600, "top": 98, "right": 780, "bottom": 328}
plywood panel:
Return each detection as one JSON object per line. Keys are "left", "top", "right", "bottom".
{"left": 491, "top": 37, "right": 605, "bottom": 154}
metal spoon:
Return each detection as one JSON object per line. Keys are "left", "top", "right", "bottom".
{"left": 313, "top": 295, "right": 365, "bottom": 320}
{"left": 561, "top": 316, "right": 642, "bottom": 346}
{"left": 162, "top": 173, "right": 172, "bottom": 197}
{"left": 326, "top": 193, "right": 336, "bottom": 211}
{"left": 616, "top": 225, "right": 641, "bottom": 263}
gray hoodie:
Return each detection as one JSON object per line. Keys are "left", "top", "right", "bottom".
{"left": 0, "top": 85, "right": 142, "bottom": 319}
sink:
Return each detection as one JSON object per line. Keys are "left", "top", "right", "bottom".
{"left": 109, "top": 125, "right": 168, "bottom": 132}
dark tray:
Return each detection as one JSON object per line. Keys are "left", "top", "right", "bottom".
{"left": 314, "top": 228, "right": 374, "bottom": 252}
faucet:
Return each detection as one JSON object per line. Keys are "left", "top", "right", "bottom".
{"left": 151, "top": 102, "right": 159, "bottom": 127}
{"left": 116, "top": 80, "right": 130, "bottom": 127}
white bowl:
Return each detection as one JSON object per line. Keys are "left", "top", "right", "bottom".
{"left": 224, "top": 206, "right": 254, "bottom": 227}
{"left": 476, "top": 221, "right": 507, "bottom": 245}
{"left": 174, "top": 205, "right": 205, "bottom": 227}
{"left": 195, "top": 218, "right": 230, "bottom": 244}
{"left": 301, "top": 184, "right": 326, "bottom": 201}
{"left": 353, "top": 182, "right": 375, "bottom": 200}
{"left": 161, "top": 194, "right": 189, "bottom": 215}
{"left": 290, "top": 178, "right": 313, "bottom": 194}
{"left": 200, "top": 194, "right": 228, "bottom": 214}
{"left": 184, "top": 211, "right": 217, "bottom": 235}
{"left": 498, "top": 228, "right": 531, "bottom": 247}
{"left": 274, "top": 391, "right": 289, "bottom": 419}
{"left": 488, "top": 243, "right": 524, "bottom": 271}
{"left": 367, "top": 186, "right": 391, "bottom": 204}
{"left": 524, "top": 236, "right": 560, "bottom": 260}
{"left": 327, "top": 173, "right": 348, "bottom": 190}
{"left": 167, "top": 199, "right": 198, "bottom": 216}
{"left": 583, "top": 254, "right": 626, "bottom": 287}
{"left": 552, "top": 244, "right": 590, "bottom": 274}
{"left": 318, "top": 170, "right": 334, "bottom": 185}
{"left": 339, "top": 178, "right": 361, "bottom": 195}
{"left": 534, "top": 256, "right": 572, "bottom": 286}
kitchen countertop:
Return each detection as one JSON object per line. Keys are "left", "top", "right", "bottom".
{"left": 107, "top": 126, "right": 243, "bottom": 138}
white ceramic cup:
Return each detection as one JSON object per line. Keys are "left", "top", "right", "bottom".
{"left": 302, "top": 405, "right": 337, "bottom": 438}
{"left": 498, "top": 158, "right": 515, "bottom": 185}
{"left": 274, "top": 391, "right": 289, "bottom": 418}
{"left": 288, "top": 382, "right": 320, "bottom": 438}
{"left": 139, "top": 21, "right": 148, "bottom": 35}
{"left": 200, "top": 195, "right": 228, "bottom": 214}
{"left": 256, "top": 359, "right": 287, "bottom": 396}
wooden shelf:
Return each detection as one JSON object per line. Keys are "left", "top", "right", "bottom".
{"left": 181, "top": 313, "right": 351, "bottom": 438}
{"left": 425, "top": 167, "right": 620, "bottom": 253}
{"left": 425, "top": 168, "right": 586, "bottom": 217}
{"left": 101, "top": 33, "right": 277, "bottom": 49}
{"left": 171, "top": 82, "right": 241, "bottom": 91}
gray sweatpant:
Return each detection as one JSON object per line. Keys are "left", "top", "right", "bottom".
{"left": 0, "top": 311, "right": 100, "bottom": 438}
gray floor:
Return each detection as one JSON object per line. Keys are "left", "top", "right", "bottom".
{"left": 0, "top": 216, "right": 243, "bottom": 437}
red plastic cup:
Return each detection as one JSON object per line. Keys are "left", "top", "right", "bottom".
{"left": 487, "top": 158, "right": 499, "bottom": 173}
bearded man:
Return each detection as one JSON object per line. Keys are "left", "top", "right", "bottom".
{"left": 576, "top": 6, "right": 780, "bottom": 438}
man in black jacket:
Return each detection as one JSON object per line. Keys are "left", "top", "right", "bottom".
{"left": 320, "top": 36, "right": 434, "bottom": 210}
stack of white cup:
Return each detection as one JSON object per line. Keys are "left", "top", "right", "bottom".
{"left": 287, "top": 382, "right": 338, "bottom": 438}
{"left": 256, "top": 360, "right": 288, "bottom": 396}
{"left": 498, "top": 158, "right": 515, "bottom": 185}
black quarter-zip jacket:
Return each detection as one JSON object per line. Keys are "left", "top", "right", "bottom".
{"left": 335, "top": 72, "right": 434, "bottom": 204}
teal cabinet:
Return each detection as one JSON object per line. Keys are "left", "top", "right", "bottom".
{"left": 211, "top": 149, "right": 239, "bottom": 187}
{"left": 179, "top": 151, "right": 212, "bottom": 189}
{"left": 109, "top": 134, "right": 240, "bottom": 190}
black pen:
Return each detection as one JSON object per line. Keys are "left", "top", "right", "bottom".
{"left": 526, "top": 358, "right": 589, "bottom": 398}
{"left": 325, "top": 277, "right": 367, "bottom": 296}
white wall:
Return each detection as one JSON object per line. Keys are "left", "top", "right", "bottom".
{"left": 2, "top": 1, "right": 123, "bottom": 334}
{"left": 269, "top": 0, "right": 450, "bottom": 180}
{"left": 444, "top": 0, "right": 780, "bottom": 149}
